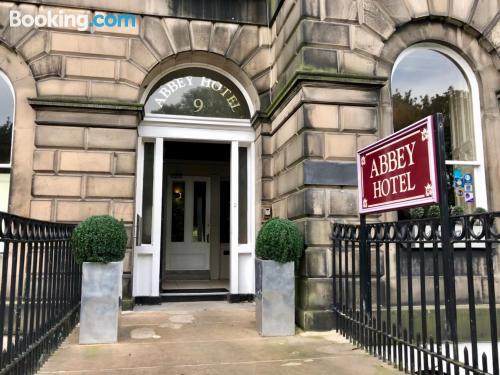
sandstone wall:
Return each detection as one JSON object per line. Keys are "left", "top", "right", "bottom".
{"left": 258, "top": 0, "right": 500, "bottom": 330}
{"left": 0, "top": 1, "right": 273, "bottom": 298}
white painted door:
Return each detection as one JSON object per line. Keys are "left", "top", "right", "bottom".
{"left": 166, "top": 176, "right": 210, "bottom": 270}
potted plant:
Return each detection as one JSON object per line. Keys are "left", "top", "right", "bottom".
{"left": 71, "top": 215, "right": 127, "bottom": 344}
{"left": 255, "top": 218, "right": 304, "bottom": 336}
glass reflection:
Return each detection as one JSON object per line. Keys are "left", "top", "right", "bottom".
{"left": 392, "top": 48, "right": 478, "bottom": 214}
{"left": 141, "top": 143, "right": 154, "bottom": 244}
{"left": 0, "top": 73, "right": 14, "bottom": 165}
{"left": 238, "top": 147, "right": 248, "bottom": 244}
{"left": 392, "top": 49, "right": 475, "bottom": 161}
{"left": 171, "top": 182, "right": 185, "bottom": 242}
{"left": 192, "top": 181, "right": 206, "bottom": 242}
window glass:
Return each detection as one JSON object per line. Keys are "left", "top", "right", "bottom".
{"left": 392, "top": 49, "right": 474, "bottom": 161}
{"left": 392, "top": 48, "right": 479, "bottom": 213}
{"left": 145, "top": 68, "right": 250, "bottom": 119}
{"left": 447, "top": 165, "right": 476, "bottom": 210}
{"left": 219, "top": 180, "right": 230, "bottom": 244}
{"left": 192, "top": 181, "right": 207, "bottom": 242}
{"left": 0, "top": 72, "right": 14, "bottom": 166}
{"left": 0, "top": 174, "right": 9, "bottom": 212}
{"left": 171, "top": 181, "right": 185, "bottom": 242}
{"left": 141, "top": 143, "right": 154, "bottom": 244}
{"left": 238, "top": 147, "right": 248, "bottom": 244}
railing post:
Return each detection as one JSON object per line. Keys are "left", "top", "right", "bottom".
{"left": 332, "top": 225, "right": 337, "bottom": 329}
{"left": 486, "top": 214, "right": 499, "bottom": 375}
{"left": 359, "top": 214, "right": 371, "bottom": 318}
{"left": 433, "top": 113, "right": 459, "bottom": 357}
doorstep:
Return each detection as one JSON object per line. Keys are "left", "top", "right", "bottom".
{"left": 39, "top": 301, "right": 400, "bottom": 375}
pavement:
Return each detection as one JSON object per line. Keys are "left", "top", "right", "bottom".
{"left": 39, "top": 301, "right": 399, "bottom": 375}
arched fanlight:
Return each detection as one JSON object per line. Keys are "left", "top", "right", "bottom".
{"left": 145, "top": 68, "right": 250, "bottom": 119}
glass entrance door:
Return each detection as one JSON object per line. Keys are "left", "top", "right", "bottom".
{"left": 133, "top": 136, "right": 256, "bottom": 297}
{"left": 165, "top": 176, "right": 210, "bottom": 271}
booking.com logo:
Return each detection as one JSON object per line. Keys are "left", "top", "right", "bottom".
{"left": 9, "top": 10, "right": 137, "bottom": 31}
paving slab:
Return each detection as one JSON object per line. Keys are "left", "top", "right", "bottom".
{"left": 39, "top": 301, "right": 399, "bottom": 375}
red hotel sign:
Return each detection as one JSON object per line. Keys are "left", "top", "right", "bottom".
{"left": 357, "top": 116, "right": 439, "bottom": 214}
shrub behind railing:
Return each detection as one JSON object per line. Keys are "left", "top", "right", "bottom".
{"left": 332, "top": 211, "right": 500, "bottom": 375}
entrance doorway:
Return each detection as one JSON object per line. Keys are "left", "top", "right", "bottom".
{"left": 132, "top": 66, "right": 257, "bottom": 299}
{"left": 161, "top": 141, "right": 230, "bottom": 294}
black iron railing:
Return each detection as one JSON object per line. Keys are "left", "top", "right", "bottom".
{"left": 0, "top": 211, "right": 81, "bottom": 375}
{"left": 332, "top": 212, "right": 500, "bottom": 375}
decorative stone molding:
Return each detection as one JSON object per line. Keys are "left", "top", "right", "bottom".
{"left": 0, "top": 43, "right": 36, "bottom": 217}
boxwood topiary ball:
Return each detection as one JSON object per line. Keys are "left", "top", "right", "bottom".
{"left": 256, "top": 218, "right": 304, "bottom": 264}
{"left": 71, "top": 215, "right": 127, "bottom": 264}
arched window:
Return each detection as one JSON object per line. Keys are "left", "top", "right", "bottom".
{"left": 391, "top": 44, "right": 487, "bottom": 213}
{"left": 0, "top": 70, "right": 14, "bottom": 212}
{"left": 144, "top": 68, "right": 250, "bottom": 119}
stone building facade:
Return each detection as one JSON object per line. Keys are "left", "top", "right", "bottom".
{"left": 0, "top": 0, "right": 499, "bottom": 330}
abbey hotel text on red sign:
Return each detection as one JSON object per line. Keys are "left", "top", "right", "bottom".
{"left": 357, "top": 116, "right": 439, "bottom": 214}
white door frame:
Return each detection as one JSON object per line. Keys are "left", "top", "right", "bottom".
{"left": 132, "top": 116, "right": 256, "bottom": 297}
{"left": 133, "top": 137, "right": 163, "bottom": 296}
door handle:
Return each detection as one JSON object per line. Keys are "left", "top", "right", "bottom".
{"left": 206, "top": 233, "right": 210, "bottom": 243}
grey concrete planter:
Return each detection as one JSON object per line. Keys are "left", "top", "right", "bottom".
{"left": 79, "top": 261, "right": 122, "bottom": 344}
{"left": 255, "top": 258, "right": 295, "bottom": 336}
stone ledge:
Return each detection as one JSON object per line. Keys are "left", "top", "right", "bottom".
{"left": 28, "top": 96, "right": 143, "bottom": 111}
{"left": 35, "top": 111, "right": 139, "bottom": 129}
{"left": 263, "top": 70, "right": 388, "bottom": 120}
